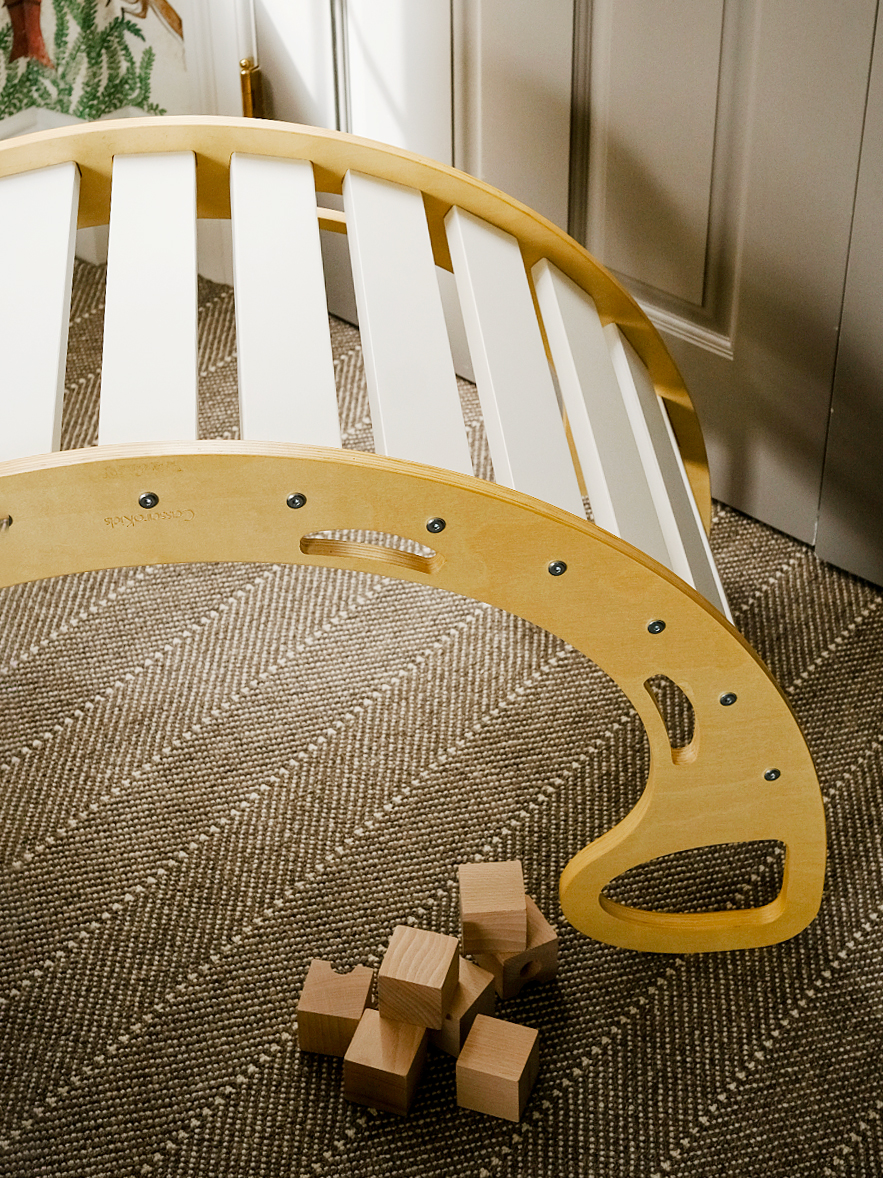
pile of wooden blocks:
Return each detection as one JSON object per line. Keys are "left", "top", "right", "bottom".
{"left": 296, "top": 860, "right": 558, "bottom": 1120}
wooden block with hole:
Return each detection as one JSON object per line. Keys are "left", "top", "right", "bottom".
{"left": 296, "top": 958, "right": 374, "bottom": 1057}
{"left": 343, "top": 1008, "right": 429, "bottom": 1116}
{"left": 458, "top": 860, "right": 527, "bottom": 954}
{"left": 475, "top": 895, "right": 558, "bottom": 999}
{"left": 377, "top": 924, "right": 459, "bottom": 1029}
{"left": 456, "top": 1014, "right": 540, "bottom": 1122}
{"left": 429, "top": 956, "right": 496, "bottom": 1057}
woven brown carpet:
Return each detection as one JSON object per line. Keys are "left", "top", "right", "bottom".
{"left": 1, "top": 261, "right": 882, "bottom": 1177}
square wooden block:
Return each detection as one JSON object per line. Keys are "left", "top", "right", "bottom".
{"left": 475, "top": 895, "right": 558, "bottom": 999}
{"left": 458, "top": 861, "right": 527, "bottom": 954}
{"left": 343, "top": 1008, "right": 428, "bottom": 1116}
{"left": 429, "top": 956, "right": 496, "bottom": 1057}
{"left": 456, "top": 1015, "right": 540, "bottom": 1122}
{"left": 377, "top": 925, "right": 459, "bottom": 1030}
{"left": 296, "top": 958, "right": 374, "bottom": 1057}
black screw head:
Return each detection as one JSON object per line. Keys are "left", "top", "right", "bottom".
{"left": 426, "top": 517, "right": 446, "bottom": 534}
{"left": 647, "top": 619, "right": 666, "bottom": 635}
{"left": 139, "top": 492, "right": 159, "bottom": 509}
{"left": 764, "top": 768, "right": 781, "bottom": 781}
{"left": 548, "top": 560, "right": 567, "bottom": 576}
{"left": 720, "top": 692, "right": 738, "bottom": 706}
{"left": 286, "top": 493, "right": 307, "bottom": 510}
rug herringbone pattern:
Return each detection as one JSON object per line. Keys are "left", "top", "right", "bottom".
{"left": 1, "top": 262, "right": 881, "bottom": 1177}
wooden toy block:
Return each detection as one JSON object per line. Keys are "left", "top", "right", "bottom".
{"left": 475, "top": 894, "right": 558, "bottom": 999}
{"left": 458, "top": 860, "right": 527, "bottom": 954}
{"left": 377, "top": 924, "right": 460, "bottom": 1030}
{"left": 429, "top": 956, "right": 496, "bottom": 1057}
{"left": 343, "top": 1008, "right": 428, "bottom": 1116}
{"left": 456, "top": 1014, "right": 540, "bottom": 1122}
{"left": 296, "top": 958, "right": 375, "bottom": 1056}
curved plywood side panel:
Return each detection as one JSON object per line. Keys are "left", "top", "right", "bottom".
{"left": 0, "top": 116, "right": 711, "bottom": 531}
{"left": 0, "top": 443, "right": 826, "bottom": 954}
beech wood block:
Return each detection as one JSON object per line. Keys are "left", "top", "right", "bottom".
{"left": 343, "top": 1008, "right": 428, "bottom": 1116}
{"left": 429, "top": 956, "right": 496, "bottom": 1057}
{"left": 296, "top": 958, "right": 374, "bottom": 1057}
{"left": 475, "top": 895, "right": 558, "bottom": 999}
{"left": 377, "top": 925, "right": 460, "bottom": 1030}
{"left": 458, "top": 860, "right": 527, "bottom": 953}
{"left": 456, "top": 1015, "right": 540, "bottom": 1122}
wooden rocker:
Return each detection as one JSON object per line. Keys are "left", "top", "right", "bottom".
{"left": 0, "top": 116, "right": 826, "bottom": 954}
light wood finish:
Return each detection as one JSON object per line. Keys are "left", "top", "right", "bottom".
{"left": 296, "top": 958, "right": 374, "bottom": 1057}
{"left": 342, "top": 170, "right": 473, "bottom": 473}
{"left": 99, "top": 152, "right": 198, "bottom": 445}
{"left": 476, "top": 895, "right": 558, "bottom": 999}
{"left": 343, "top": 1008, "right": 428, "bottom": 1116}
{"left": 0, "top": 116, "right": 711, "bottom": 527}
{"left": 445, "top": 206, "right": 585, "bottom": 517}
{"left": 0, "top": 441, "right": 826, "bottom": 952}
{"left": 429, "top": 957, "right": 496, "bottom": 1058}
{"left": 229, "top": 154, "right": 341, "bottom": 447}
{"left": 458, "top": 861, "right": 527, "bottom": 954}
{"left": 0, "top": 162, "right": 78, "bottom": 462}
{"left": 456, "top": 1015, "right": 540, "bottom": 1122}
{"left": 0, "top": 118, "right": 827, "bottom": 953}
{"left": 377, "top": 925, "right": 459, "bottom": 1029}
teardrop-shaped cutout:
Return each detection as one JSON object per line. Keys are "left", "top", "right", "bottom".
{"left": 644, "top": 673, "right": 696, "bottom": 763}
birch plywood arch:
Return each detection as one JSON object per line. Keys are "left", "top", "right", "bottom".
{"left": 0, "top": 444, "right": 826, "bottom": 953}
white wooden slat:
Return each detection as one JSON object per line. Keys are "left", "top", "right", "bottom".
{"left": 99, "top": 152, "right": 198, "bottom": 445}
{"left": 444, "top": 206, "right": 584, "bottom": 515}
{"left": 532, "top": 258, "right": 670, "bottom": 561}
{"left": 343, "top": 171, "right": 472, "bottom": 475}
{"left": 0, "top": 162, "right": 79, "bottom": 461}
{"left": 605, "top": 323, "right": 732, "bottom": 619}
{"left": 230, "top": 154, "right": 340, "bottom": 446}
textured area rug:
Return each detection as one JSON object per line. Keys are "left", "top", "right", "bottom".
{"left": 1, "top": 261, "right": 882, "bottom": 1177}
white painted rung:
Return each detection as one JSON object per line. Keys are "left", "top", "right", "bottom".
{"left": 230, "top": 154, "right": 341, "bottom": 447}
{"left": 605, "top": 324, "right": 732, "bottom": 620}
{"left": 445, "top": 206, "right": 584, "bottom": 516}
{"left": 533, "top": 259, "right": 669, "bottom": 560}
{"left": 0, "top": 162, "right": 79, "bottom": 461}
{"left": 343, "top": 171, "right": 472, "bottom": 474}
{"left": 99, "top": 152, "right": 198, "bottom": 445}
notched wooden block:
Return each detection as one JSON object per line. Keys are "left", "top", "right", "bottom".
{"left": 458, "top": 860, "right": 527, "bottom": 954}
{"left": 429, "top": 956, "right": 496, "bottom": 1057}
{"left": 377, "top": 924, "right": 459, "bottom": 1030}
{"left": 475, "top": 894, "right": 558, "bottom": 999}
{"left": 343, "top": 1008, "right": 428, "bottom": 1116}
{"left": 456, "top": 1014, "right": 540, "bottom": 1122}
{"left": 296, "top": 958, "right": 374, "bottom": 1057}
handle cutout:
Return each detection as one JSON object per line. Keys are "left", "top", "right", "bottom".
{"left": 300, "top": 528, "right": 444, "bottom": 575}
{"left": 601, "top": 840, "right": 785, "bottom": 916}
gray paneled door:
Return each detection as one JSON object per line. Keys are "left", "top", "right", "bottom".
{"left": 574, "top": 0, "right": 879, "bottom": 549}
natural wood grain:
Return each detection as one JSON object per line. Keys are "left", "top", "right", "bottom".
{"left": 458, "top": 861, "right": 527, "bottom": 954}
{"left": 429, "top": 956, "right": 496, "bottom": 1057}
{"left": 456, "top": 1015, "right": 540, "bottom": 1122}
{"left": 343, "top": 1008, "right": 428, "bottom": 1116}
{"left": 0, "top": 441, "right": 826, "bottom": 952}
{"left": 296, "top": 958, "right": 374, "bottom": 1057}
{"left": 475, "top": 895, "right": 558, "bottom": 999}
{"left": 377, "top": 925, "right": 459, "bottom": 1030}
